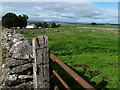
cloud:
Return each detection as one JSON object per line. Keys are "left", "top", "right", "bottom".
{"left": 1, "top": 2, "right": 118, "bottom": 24}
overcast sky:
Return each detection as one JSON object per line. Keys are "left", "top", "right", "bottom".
{"left": 1, "top": 1, "right": 118, "bottom": 24}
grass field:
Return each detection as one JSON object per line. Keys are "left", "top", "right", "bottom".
{"left": 21, "top": 25, "right": 118, "bottom": 89}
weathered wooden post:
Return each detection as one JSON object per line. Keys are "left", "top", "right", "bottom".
{"left": 32, "top": 36, "right": 50, "bottom": 89}
{"left": 0, "top": 26, "right": 2, "bottom": 65}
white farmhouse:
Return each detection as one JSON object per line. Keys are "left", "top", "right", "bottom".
{"left": 26, "top": 24, "right": 36, "bottom": 29}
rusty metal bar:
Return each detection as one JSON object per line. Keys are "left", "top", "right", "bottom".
{"left": 50, "top": 53, "right": 95, "bottom": 90}
{"left": 53, "top": 70, "right": 71, "bottom": 89}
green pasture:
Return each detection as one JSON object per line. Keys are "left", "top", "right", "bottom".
{"left": 21, "top": 25, "right": 118, "bottom": 89}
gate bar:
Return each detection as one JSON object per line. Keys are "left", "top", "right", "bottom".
{"left": 53, "top": 70, "right": 71, "bottom": 89}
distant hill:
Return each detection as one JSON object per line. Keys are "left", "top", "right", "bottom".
{"left": 28, "top": 20, "right": 118, "bottom": 25}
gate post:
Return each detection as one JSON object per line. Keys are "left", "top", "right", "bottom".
{"left": 0, "top": 26, "right": 2, "bottom": 65}
{"left": 32, "top": 36, "right": 50, "bottom": 89}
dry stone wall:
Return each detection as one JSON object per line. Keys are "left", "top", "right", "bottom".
{"left": 0, "top": 28, "right": 34, "bottom": 89}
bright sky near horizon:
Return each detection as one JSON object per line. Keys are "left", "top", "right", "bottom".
{"left": 0, "top": 1, "right": 119, "bottom": 24}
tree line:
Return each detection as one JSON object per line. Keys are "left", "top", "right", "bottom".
{"left": 2, "top": 12, "right": 61, "bottom": 29}
{"left": 2, "top": 12, "right": 28, "bottom": 29}
{"left": 33, "top": 22, "right": 61, "bottom": 28}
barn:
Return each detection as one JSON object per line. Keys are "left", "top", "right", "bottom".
{"left": 26, "top": 24, "right": 36, "bottom": 28}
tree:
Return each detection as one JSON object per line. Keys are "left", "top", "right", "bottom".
{"left": 41, "top": 22, "right": 48, "bottom": 28}
{"left": 34, "top": 22, "right": 42, "bottom": 28}
{"left": 2, "top": 12, "right": 18, "bottom": 28}
{"left": 91, "top": 22, "right": 96, "bottom": 25}
{"left": 18, "top": 14, "right": 28, "bottom": 29}
{"left": 2, "top": 13, "right": 29, "bottom": 29}
{"left": 51, "top": 22, "right": 56, "bottom": 28}
{"left": 56, "top": 24, "right": 61, "bottom": 27}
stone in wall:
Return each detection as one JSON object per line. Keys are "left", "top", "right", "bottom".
{"left": 9, "top": 40, "right": 32, "bottom": 59}
{"left": 12, "top": 33, "right": 27, "bottom": 43}
{"left": 10, "top": 63, "right": 33, "bottom": 75}
{"left": 5, "top": 58, "right": 32, "bottom": 69}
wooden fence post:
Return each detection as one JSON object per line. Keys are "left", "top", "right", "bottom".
{"left": 0, "top": 26, "right": 2, "bottom": 65}
{"left": 32, "top": 36, "right": 50, "bottom": 89}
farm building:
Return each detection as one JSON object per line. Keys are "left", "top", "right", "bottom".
{"left": 26, "top": 24, "right": 36, "bottom": 28}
